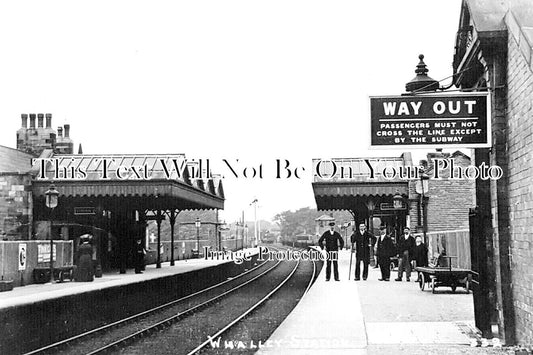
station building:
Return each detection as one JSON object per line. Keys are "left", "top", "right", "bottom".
{"left": 453, "top": 0, "right": 533, "bottom": 345}
{"left": 312, "top": 152, "right": 475, "bottom": 269}
{"left": 0, "top": 114, "right": 224, "bottom": 288}
{"left": 312, "top": 0, "right": 533, "bottom": 346}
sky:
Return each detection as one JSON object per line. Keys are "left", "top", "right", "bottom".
{"left": 0, "top": 0, "right": 463, "bottom": 222}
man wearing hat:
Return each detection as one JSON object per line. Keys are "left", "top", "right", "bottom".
{"left": 350, "top": 223, "right": 373, "bottom": 280}
{"left": 395, "top": 227, "right": 415, "bottom": 282}
{"left": 318, "top": 221, "right": 344, "bottom": 281}
{"left": 134, "top": 238, "right": 147, "bottom": 274}
{"left": 376, "top": 226, "right": 395, "bottom": 281}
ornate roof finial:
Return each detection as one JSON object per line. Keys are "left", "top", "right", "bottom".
{"left": 405, "top": 54, "right": 439, "bottom": 93}
{"left": 415, "top": 54, "right": 429, "bottom": 75}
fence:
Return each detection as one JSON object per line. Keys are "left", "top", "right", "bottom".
{"left": 0, "top": 240, "right": 73, "bottom": 287}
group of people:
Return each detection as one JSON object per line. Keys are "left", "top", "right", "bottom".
{"left": 75, "top": 235, "right": 147, "bottom": 281}
{"left": 318, "top": 222, "right": 428, "bottom": 282}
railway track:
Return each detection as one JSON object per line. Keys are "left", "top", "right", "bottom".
{"left": 120, "top": 252, "right": 318, "bottom": 355}
{"left": 22, "top": 246, "right": 319, "bottom": 355}
{"left": 195, "top": 254, "right": 318, "bottom": 355}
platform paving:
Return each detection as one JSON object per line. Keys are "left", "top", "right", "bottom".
{"left": 258, "top": 249, "right": 510, "bottom": 355}
{"left": 0, "top": 247, "right": 258, "bottom": 310}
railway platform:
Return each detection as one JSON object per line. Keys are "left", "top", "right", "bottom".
{"left": 0, "top": 247, "right": 259, "bottom": 355}
{"left": 0, "top": 247, "right": 259, "bottom": 311}
{"left": 258, "top": 249, "right": 503, "bottom": 355}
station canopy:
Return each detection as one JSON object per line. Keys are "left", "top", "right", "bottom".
{"left": 31, "top": 153, "right": 224, "bottom": 211}
{"left": 312, "top": 157, "right": 410, "bottom": 212}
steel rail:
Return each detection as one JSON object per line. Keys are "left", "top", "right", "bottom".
{"left": 304, "top": 258, "right": 317, "bottom": 295}
{"left": 84, "top": 258, "right": 284, "bottom": 355}
{"left": 186, "top": 258, "right": 302, "bottom": 355}
{"left": 23, "top": 253, "right": 275, "bottom": 355}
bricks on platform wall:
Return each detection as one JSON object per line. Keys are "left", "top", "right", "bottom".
{"left": 505, "top": 19, "right": 533, "bottom": 345}
{"left": 424, "top": 155, "right": 475, "bottom": 232}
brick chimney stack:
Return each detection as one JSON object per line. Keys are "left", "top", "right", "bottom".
{"left": 17, "top": 113, "right": 65, "bottom": 155}
{"left": 55, "top": 123, "right": 74, "bottom": 154}
{"left": 29, "top": 114, "right": 36, "bottom": 129}
{"left": 45, "top": 113, "right": 52, "bottom": 128}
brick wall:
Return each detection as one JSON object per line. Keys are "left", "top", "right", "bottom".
{"left": 506, "top": 25, "right": 533, "bottom": 344}
{"left": 0, "top": 173, "right": 33, "bottom": 240}
{"left": 425, "top": 153, "right": 476, "bottom": 233}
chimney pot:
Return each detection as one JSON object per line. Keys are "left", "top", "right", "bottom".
{"left": 57, "top": 126, "right": 63, "bottom": 137}
{"left": 37, "top": 113, "right": 44, "bottom": 128}
{"left": 45, "top": 113, "right": 52, "bottom": 128}
{"left": 29, "top": 114, "right": 36, "bottom": 129}
{"left": 64, "top": 124, "right": 70, "bottom": 138}
{"left": 21, "top": 114, "right": 28, "bottom": 128}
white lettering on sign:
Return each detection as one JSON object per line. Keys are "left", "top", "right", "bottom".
{"left": 383, "top": 99, "right": 478, "bottom": 116}
{"left": 383, "top": 101, "right": 422, "bottom": 115}
{"left": 432, "top": 100, "right": 477, "bottom": 115}
{"left": 371, "top": 93, "right": 489, "bottom": 148}
{"left": 38, "top": 244, "right": 56, "bottom": 263}
{"left": 464, "top": 100, "right": 476, "bottom": 114}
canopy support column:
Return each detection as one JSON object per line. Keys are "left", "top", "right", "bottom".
{"left": 156, "top": 210, "right": 164, "bottom": 269}
{"left": 169, "top": 210, "right": 179, "bottom": 266}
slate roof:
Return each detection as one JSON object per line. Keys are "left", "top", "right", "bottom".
{"left": 0, "top": 145, "right": 34, "bottom": 173}
{"left": 464, "top": 0, "right": 507, "bottom": 33}
{"left": 32, "top": 154, "right": 225, "bottom": 204}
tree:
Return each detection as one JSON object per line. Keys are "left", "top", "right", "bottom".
{"left": 273, "top": 207, "right": 354, "bottom": 237}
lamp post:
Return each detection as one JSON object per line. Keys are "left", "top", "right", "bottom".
{"left": 195, "top": 217, "right": 201, "bottom": 258}
{"left": 44, "top": 184, "right": 59, "bottom": 283}
{"left": 416, "top": 169, "right": 430, "bottom": 245}
{"left": 393, "top": 191, "right": 404, "bottom": 240}
{"left": 250, "top": 198, "right": 258, "bottom": 247}
{"left": 235, "top": 222, "right": 239, "bottom": 250}
{"left": 244, "top": 224, "right": 249, "bottom": 248}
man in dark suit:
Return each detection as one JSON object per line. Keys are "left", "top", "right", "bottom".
{"left": 134, "top": 238, "right": 147, "bottom": 274}
{"left": 318, "top": 221, "right": 344, "bottom": 281}
{"left": 376, "top": 226, "right": 395, "bottom": 281}
{"left": 395, "top": 227, "right": 416, "bottom": 281}
{"left": 350, "top": 223, "right": 373, "bottom": 281}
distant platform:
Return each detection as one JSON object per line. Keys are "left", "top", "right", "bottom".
{"left": 0, "top": 247, "right": 259, "bottom": 311}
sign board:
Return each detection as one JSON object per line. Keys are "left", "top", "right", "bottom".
{"left": 38, "top": 243, "right": 56, "bottom": 263}
{"left": 18, "top": 243, "right": 27, "bottom": 271}
{"left": 370, "top": 93, "right": 490, "bottom": 148}
{"left": 380, "top": 202, "right": 407, "bottom": 211}
{"left": 74, "top": 207, "right": 96, "bottom": 215}
{"left": 145, "top": 215, "right": 166, "bottom": 221}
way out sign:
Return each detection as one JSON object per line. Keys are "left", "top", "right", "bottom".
{"left": 370, "top": 93, "right": 490, "bottom": 148}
